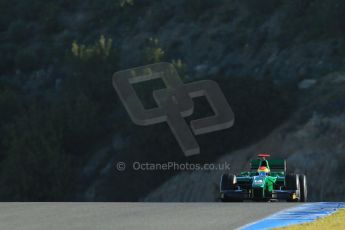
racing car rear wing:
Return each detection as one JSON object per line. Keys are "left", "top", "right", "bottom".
{"left": 250, "top": 159, "right": 286, "bottom": 173}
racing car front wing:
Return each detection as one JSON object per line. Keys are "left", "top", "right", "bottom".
{"left": 220, "top": 189, "right": 299, "bottom": 201}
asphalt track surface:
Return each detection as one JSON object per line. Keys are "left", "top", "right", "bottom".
{"left": 0, "top": 203, "right": 299, "bottom": 230}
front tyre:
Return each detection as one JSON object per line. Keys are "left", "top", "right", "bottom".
{"left": 285, "top": 174, "right": 300, "bottom": 202}
{"left": 299, "top": 174, "right": 307, "bottom": 202}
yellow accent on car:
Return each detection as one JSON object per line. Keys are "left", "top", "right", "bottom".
{"left": 292, "top": 193, "right": 296, "bottom": 200}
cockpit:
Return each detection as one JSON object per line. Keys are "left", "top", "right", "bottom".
{"left": 258, "top": 171, "right": 267, "bottom": 177}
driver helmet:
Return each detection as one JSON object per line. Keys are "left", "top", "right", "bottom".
{"left": 258, "top": 166, "right": 270, "bottom": 175}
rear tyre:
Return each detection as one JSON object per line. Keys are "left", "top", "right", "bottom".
{"left": 220, "top": 174, "right": 236, "bottom": 191}
{"left": 299, "top": 174, "right": 307, "bottom": 202}
{"left": 220, "top": 174, "right": 238, "bottom": 202}
{"left": 285, "top": 174, "right": 300, "bottom": 202}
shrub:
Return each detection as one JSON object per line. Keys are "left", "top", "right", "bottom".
{"left": 71, "top": 35, "right": 113, "bottom": 60}
{"left": 144, "top": 38, "right": 165, "bottom": 63}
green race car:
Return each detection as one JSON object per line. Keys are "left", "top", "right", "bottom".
{"left": 219, "top": 154, "right": 307, "bottom": 202}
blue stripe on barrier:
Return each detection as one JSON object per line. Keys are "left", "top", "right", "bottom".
{"left": 240, "top": 202, "right": 345, "bottom": 230}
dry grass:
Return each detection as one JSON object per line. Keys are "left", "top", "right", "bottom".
{"left": 275, "top": 209, "right": 345, "bottom": 230}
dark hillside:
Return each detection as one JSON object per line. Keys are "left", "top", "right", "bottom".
{"left": 1, "top": 0, "right": 345, "bottom": 201}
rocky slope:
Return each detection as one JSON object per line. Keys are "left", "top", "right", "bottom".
{"left": 144, "top": 73, "right": 345, "bottom": 201}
